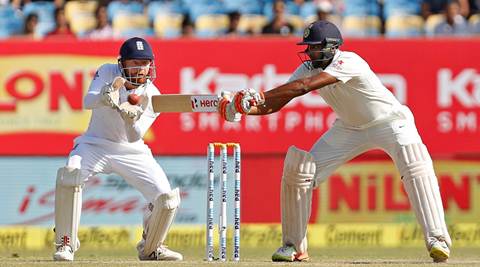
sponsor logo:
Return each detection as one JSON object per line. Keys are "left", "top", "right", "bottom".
{"left": 136, "top": 41, "right": 144, "bottom": 51}
{"left": 438, "top": 68, "right": 480, "bottom": 107}
{"left": 190, "top": 96, "right": 218, "bottom": 112}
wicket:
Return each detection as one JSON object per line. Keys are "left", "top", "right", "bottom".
{"left": 206, "top": 142, "right": 241, "bottom": 262}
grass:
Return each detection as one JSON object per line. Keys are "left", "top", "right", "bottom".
{"left": 1, "top": 247, "right": 480, "bottom": 267}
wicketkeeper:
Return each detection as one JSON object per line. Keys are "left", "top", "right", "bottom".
{"left": 53, "top": 37, "right": 182, "bottom": 261}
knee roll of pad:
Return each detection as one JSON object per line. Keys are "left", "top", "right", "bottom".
{"left": 398, "top": 143, "right": 435, "bottom": 179}
{"left": 157, "top": 187, "right": 181, "bottom": 210}
{"left": 282, "top": 146, "right": 316, "bottom": 189}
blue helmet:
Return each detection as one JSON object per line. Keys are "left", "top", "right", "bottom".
{"left": 118, "top": 37, "right": 156, "bottom": 86}
{"left": 298, "top": 20, "right": 343, "bottom": 46}
{"left": 297, "top": 20, "right": 343, "bottom": 69}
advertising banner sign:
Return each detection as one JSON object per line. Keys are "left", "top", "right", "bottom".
{"left": 0, "top": 39, "right": 479, "bottom": 156}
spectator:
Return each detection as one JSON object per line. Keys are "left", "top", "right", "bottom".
{"left": 181, "top": 14, "right": 195, "bottom": 37}
{"left": 45, "top": 6, "right": 76, "bottom": 39}
{"left": 469, "top": 0, "right": 480, "bottom": 14}
{"left": 316, "top": 1, "right": 334, "bottom": 21}
{"left": 87, "top": 5, "right": 114, "bottom": 40}
{"left": 225, "top": 11, "right": 244, "bottom": 36}
{"left": 458, "top": 0, "right": 471, "bottom": 17}
{"left": 422, "top": 0, "right": 470, "bottom": 18}
{"left": 433, "top": 0, "right": 470, "bottom": 35}
{"left": 21, "top": 12, "right": 39, "bottom": 39}
{"left": 262, "top": 0, "right": 294, "bottom": 35}
{"left": 10, "top": 0, "right": 21, "bottom": 9}
{"left": 422, "top": 0, "right": 447, "bottom": 19}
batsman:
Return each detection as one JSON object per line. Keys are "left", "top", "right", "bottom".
{"left": 218, "top": 20, "right": 451, "bottom": 263}
{"left": 53, "top": 37, "right": 182, "bottom": 261}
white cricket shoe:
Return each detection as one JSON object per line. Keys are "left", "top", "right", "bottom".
{"left": 272, "top": 245, "right": 309, "bottom": 262}
{"left": 429, "top": 240, "right": 450, "bottom": 263}
{"left": 139, "top": 245, "right": 183, "bottom": 261}
{"left": 156, "top": 246, "right": 183, "bottom": 261}
{"left": 53, "top": 245, "right": 74, "bottom": 261}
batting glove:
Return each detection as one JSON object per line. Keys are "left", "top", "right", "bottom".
{"left": 232, "top": 88, "right": 264, "bottom": 114}
{"left": 218, "top": 91, "right": 242, "bottom": 122}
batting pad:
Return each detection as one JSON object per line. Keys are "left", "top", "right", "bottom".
{"left": 55, "top": 167, "right": 84, "bottom": 252}
{"left": 398, "top": 143, "right": 452, "bottom": 248}
{"left": 281, "top": 146, "right": 316, "bottom": 253}
{"left": 143, "top": 188, "right": 180, "bottom": 257}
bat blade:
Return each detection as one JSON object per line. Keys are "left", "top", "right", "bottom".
{"left": 152, "top": 94, "right": 219, "bottom": 113}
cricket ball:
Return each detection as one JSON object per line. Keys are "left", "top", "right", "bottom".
{"left": 128, "top": 94, "right": 140, "bottom": 105}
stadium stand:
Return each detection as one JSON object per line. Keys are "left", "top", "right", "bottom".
{"left": 153, "top": 13, "right": 184, "bottom": 38}
{"left": 238, "top": 14, "right": 268, "bottom": 34}
{"left": 195, "top": 13, "right": 229, "bottom": 37}
{"left": 112, "top": 13, "right": 153, "bottom": 38}
{"left": 223, "top": 0, "right": 263, "bottom": 15}
{"left": 183, "top": 0, "right": 225, "bottom": 22}
{"left": 70, "top": 14, "right": 97, "bottom": 36}
{"left": 147, "top": 0, "right": 185, "bottom": 22}
{"left": 343, "top": 0, "right": 381, "bottom": 17}
{"left": 425, "top": 13, "right": 445, "bottom": 36}
{"left": 0, "top": 0, "right": 478, "bottom": 39}
{"left": 0, "top": 4, "right": 23, "bottom": 38}
{"left": 383, "top": 0, "right": 422, "bottom": 18}
{"left": 470, "top": 13, "right": 480, "bottom": 33}
{"left": 385, "top": 15, "right": 424, "bottom": 37}
{"left": 64, "top": 1, "right": 98, "bottom": 37}
{"left": 65, "top": 0, "right": 97, "bottom": 23}
{"left": 343, "top": 15, "right": 382, "bottom": 37}
{"left": 107, "top": 0, "right": 144, "bottom": 22}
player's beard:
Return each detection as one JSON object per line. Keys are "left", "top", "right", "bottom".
{"left": 125, "top": 70, "right": 147, "bottom": 86}
{"left": 130, "top": 76, "right": 147, "bottom": 85}
{"left": 313, "top": 59, "right": 332, "bottom": 70}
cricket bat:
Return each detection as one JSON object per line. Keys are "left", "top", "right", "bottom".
{"left": 152, "top": 94, "right": 219, "bottom": 113}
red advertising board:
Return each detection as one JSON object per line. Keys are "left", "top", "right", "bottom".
{"left": 0, "top": 38, "right": 479, "bottom": 156}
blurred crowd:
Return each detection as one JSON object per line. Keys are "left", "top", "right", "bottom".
{"left": 0, "top": 0, "right": 479, "bottom": 40}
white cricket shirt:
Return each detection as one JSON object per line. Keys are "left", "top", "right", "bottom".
{"left": 75, "top": 64, "right": 160, "bottom": 152}
{"left": 289, "top": 50, "right": 402, "bottom": 129}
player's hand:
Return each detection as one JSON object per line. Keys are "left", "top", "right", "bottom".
{"left": 118, "top": 102, "right": 144, "bottom": 124}
{"left": 232, "top": 88, "right": 265, "bottom": 114}
{"left": 101, "top": 76, "right": 126, "bottom": 108}
{"left": 218, "top": 91, "right": 241, "bottom": 122}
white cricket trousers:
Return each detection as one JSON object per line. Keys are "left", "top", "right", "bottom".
{"left": 309, "top": 105, "right": 452, "bottom": 250}
{"left": 311, "top": 105, "right": 424, "bottom": 184}
{"left": 66, "top": 143, "right": 171, "bottom": 203}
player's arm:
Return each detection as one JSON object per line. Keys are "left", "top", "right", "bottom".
{"left": 84, "top": 65, "right": 115, "bottom": 109}
{"left": 248, "top": 72, "right": 338, "bottom": 115}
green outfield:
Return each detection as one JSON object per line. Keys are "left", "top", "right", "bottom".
{"left": 1, "top": 247, "right": 479, "bottom": 267}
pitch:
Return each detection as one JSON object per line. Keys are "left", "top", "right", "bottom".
{"left": 1, "top": 247, "right": 480, "bottom": 266}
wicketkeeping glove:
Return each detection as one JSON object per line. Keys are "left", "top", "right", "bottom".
{"left": 118, "top": 102, "right": 144, "bottom": 124}
{"left": 100, "top": 76, "right": 126, "bottom": 108}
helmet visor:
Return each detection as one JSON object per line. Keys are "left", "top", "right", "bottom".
{"left": 297, "top": 44, "right": 338, "bottom": 69}
{"left": 119, "top": 60, "right": 156, "bottom": 87}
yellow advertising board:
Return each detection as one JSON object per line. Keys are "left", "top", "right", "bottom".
{"left": 0, "top": 55, "right": 111, "bottom": 134}
{"left": 316, "top": 160, "right": 480, "bottom": 223}
{"left": 1, "top": 223, "right": 479, "bottom": 251}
